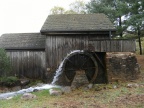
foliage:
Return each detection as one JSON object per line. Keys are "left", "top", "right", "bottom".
{"left": 86, "top": 0, "right": 131, "bottom": 37}
{"left": 0, "top": 48, "right": 11, "bottom": 76}
{"left": 69, "top": 0, "right": 86, "bottom": 14}
{"left": 50, "top": 0, "right": 86, "bottom": 15}
{"left": 127, "top": 1, "right": 144, "bottom": 31}
{"left": 28, "top": 79, "right": 43, "bottom": 86}
{"left": 0, "top": 76, "right": 19, "bottom": 86}
{"left": 50, "top": 6, "right": 65, "bottom": 14}
{"left": 126, "top": 1, "right": 144, "bottom": 55}
{"left": 64, "top": 10, "right": 78, "bottom": 14}
{"left": 86, "top": 0, "right": 144, "bottom": 54}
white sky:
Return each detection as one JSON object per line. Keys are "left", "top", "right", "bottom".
{"left": 0, "top": 0, "right": 90, "bottom": 36}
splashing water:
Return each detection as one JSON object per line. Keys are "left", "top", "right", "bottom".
{"left": 0, "top": 50, "right": 85, "bottom": 100}
{"left": 51, "top": 50, "right": 84, "bottom": 85}
{"left": 51, "top": 60, "right": 65, "bottom": 85}
{"left": 0, "top": 84, "right": 60, "bottom": 100}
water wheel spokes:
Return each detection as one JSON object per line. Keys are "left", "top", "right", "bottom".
{"left": 65, "top": 58, "right": 79, "bottom": 69}
{"left": 63, "top": 51, "right": 98, "bottom": 83}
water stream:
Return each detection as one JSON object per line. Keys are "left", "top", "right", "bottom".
{"left": 51, "top": 50, "right": 84, "bottom": 85}
{"left": 51, "top": 60, "right": 65, "bottom": 85}
{"left": 0, "top": 84, "right": 60, "bottom": 100}
{"left": 0, "top": 50, "right": 84, "bottom": 100}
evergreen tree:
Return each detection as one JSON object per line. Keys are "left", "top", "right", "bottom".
{"left": 127, "top": 1, "right": 144, "bottom": 55}
{"left": 86, "top": 0, "right": 130, "bottom": 37}
{"left": 86, "top": 0, "right": 144, "bottom": 54}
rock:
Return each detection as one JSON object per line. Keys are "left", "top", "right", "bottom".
{"left": 6, "top": 97, "right": 13, "bottom": 100}
{"left": 0, "top": 87, "right": 9, "bottom": 93}
{"left": 134, "top": 83, "right": 139, "bottom": 88}
{"left": 127, "top": 83, "right": 139, "bottom": 88}
{"left": 33, "top": 89, "right": 39, "bottom": 92}
{"left": 71, "top": 70, "right": 89, "bottom": 89}
{"left": 82, "top": 86, "right": 89, "bottom": 91}
{"left": 61, "top": 86, "right": 71, "bottom": 94}
{"left": 20, "top": 79, "right": 30, "bottom": 86}
{"left": 140, "top": 84, "right": 144, "bottom": 87}
{"left": 36, "top": 83, "right": 44, "bottom": 87}
{"left": 22, "top": 85, "right": 29, "bottom": 89}
{"left": 127, "top": 84, "right": 133, "bottom": 88}
{"left": 87, "top": 84, "right": 93, "bottom": 89}
{"left": 106, "top": 52, "right": 140, "bottom": 82}
{"left": 11, "top": 86, "right": 21, "bottom": 91}
{"left": 95, "top": 87, "right": 102, "bottom": 91}
{"left": 71, "top": 85, "right": 76, "bottom": 91}
{"left": 49, "top": 89, "right": 62, "bottom": 96}
{"left": 113, "top": 85, "right": 117, "bottom": 89}
{"left": 21, "top": 93, "right": 36, "bottom": 100}
{"left": 81, "top": 84, "right": 93, "bottom": 91}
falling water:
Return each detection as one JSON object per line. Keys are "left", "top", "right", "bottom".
{"left": 51, "top": 60, "right": 65, "bottom": 85}
{"left": 51, "top": 50, "right": 84, "bottom": 85}
{"left": 0, "top": 50, "right": 84, "bottom": 100}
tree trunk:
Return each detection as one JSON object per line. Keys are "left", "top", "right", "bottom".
{"left": 119, "top": 16, "right": 123, "bottom": 37}
{"left": 138, "top": 27, "right": 142, "bottom": 55}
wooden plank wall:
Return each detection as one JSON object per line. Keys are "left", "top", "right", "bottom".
{"left": 6, "top": 51, "right": 46, "bottom": 79}
{"left": 46, "top": 35, "right": 89, "bottom": 71}
{"left": 46, "top": 35, "right": 136, "bottom": 71}
{"left": 89, "top": 39, "right": 136, "bottom": 52}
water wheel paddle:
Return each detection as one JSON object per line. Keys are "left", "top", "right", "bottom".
{"left": 63, "top": 51, "right": 98, "bottom": 83}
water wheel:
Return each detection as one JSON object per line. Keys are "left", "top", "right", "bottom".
{"left": 63, "top": 51, "right": 98, "bottom": 83}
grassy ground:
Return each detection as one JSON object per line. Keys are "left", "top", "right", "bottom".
{"left": 0, "top": 55, "right": 144, "bottom": 108}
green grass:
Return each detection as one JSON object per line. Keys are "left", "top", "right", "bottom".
{"left": 0, "top": 90, "right": 50, "bottom": 108}
{"left": 0, "top": 84, "right": 143, "bottom": 108}
{"left": 0, "top": 45, "right": 144, "bottom": 108}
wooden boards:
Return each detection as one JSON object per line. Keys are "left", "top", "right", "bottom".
{"left": 7, "top": 51, "right": 46, "bottom": 79}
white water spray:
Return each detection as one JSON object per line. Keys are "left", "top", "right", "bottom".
{"left": 51, "top": 50, "right": 84, "bottom": 85}
{"left": 0, "top": 84, "right": 60, "bottom": 100}
{"left": 0, "top": 50, "right": 84, "bottom": 100}
{"left": 51, "top": 60, "right": 65, "bottom": 85}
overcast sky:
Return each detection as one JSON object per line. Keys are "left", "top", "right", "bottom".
{"left": 0, "top": 0, "right": 90, "bottom": 36}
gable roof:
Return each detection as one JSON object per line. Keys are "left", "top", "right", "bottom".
{"left": 0, "top": 33, "right": 46, "bottom": 50}
{"left": 40, "top": 14, "right": 116, "bottom": 34}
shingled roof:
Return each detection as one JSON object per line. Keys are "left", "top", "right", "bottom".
{"left": 40, "top": 14, "right": 116, "bottom": 34}
{"left": 0, "top": 33, "right": 46, "bottom": 50}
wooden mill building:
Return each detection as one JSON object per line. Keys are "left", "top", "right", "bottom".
{"left": 0, "top": 14, "right": 138, "bottom": 84}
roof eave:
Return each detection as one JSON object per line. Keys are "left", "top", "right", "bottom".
{"left": 1, "top": 47, "right": 45, "bottom": 50}
{"left": 40, "top": 29, "right": 116, "bottom": 35}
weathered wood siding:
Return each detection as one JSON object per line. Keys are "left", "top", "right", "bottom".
{"left": 46, "top": 36, "right": 136, "bottom": 70}
{"left": 6, "top": 51, "right": 46, "bottom": 79}
{"left": 89, "top": 39, "right": 136, "bottom": 52}
{"left": 46, "top": 36, "right": 89, "bottom": 71}
{"left": 88, "top": 34, "right": 110, "bottom": 40}
{"left": 45, "top": 35, "right": 136, "bottom": 82}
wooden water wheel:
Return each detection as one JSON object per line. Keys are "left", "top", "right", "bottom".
{"left": 63, "top": 51, "right": 98, "bottom": 83}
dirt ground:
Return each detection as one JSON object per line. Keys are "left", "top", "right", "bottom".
{"left": 47, "top": 55, "right": 144, "bottom": 108}
{"left": 0, "top": 55, "right": 144, "bottom": 108}
{"left": 38, "top": 55, "right": 144, "bottom": 108}
{"left": 136, "top": 55, "right": 144, "bottom": 71}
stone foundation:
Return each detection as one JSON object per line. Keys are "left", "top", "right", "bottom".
{"left": 71, "top": 70, "right": 89, "bottom": 88}
{"left": 106, "top": 52, "right": 140, "bottom": 82}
